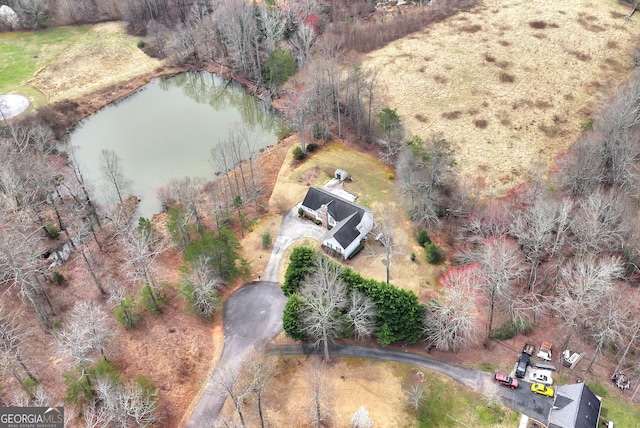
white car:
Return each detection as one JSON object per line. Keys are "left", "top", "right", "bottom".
{"left": 530, "top": 370, "right": 553, "bottom": 385}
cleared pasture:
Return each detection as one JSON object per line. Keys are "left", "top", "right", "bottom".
{"left": 364, "top": 0, "right": 640, "bottom": 195}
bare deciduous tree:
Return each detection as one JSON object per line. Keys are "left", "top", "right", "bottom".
{"left": 182, "top": 255, "right": 223, "bottom": 318}
{"left": 614, "top": 311, "right": 640, "bottom": 374}
{"left": 0, "top": 221, "right": 54, "bottom": 330}
{"left": 242, "top": 348, "right": 280, "bottom": 428}
{"left": 299, "top": 257, "right": 349, "bottom": 362}
{"left": 585, "top": 290, "right": 632, "bottom": 372}
{"left": 99, "top": 149, "right": 131, "bottom": 206}
{"left": 85, "top": 375, "right": 158, "bottom": 427}
{"left": 473, "top": 237, "right": 526, "bottom": 337}
{"left": 556, "top": 133, "right": 604, "bottom": 198}
{"left": 118, "top": 381, "right": 159, "bottom": 427}
{"left": 215, "top": 362, "right": 250, "bottom": 428}
{"left": 284, "top": 87, "right": 314, "bottom": 154}
{"left": 423, "top": 265, "right": 480, "bottom": 352}
{"left": 215, "top": 0, "right": 259, "bottom": 78}
{"left": 595, "top": 77, "right": 640, "bottom": 189}
{"left": 119, "top": 218, "right": 168, "bottom": 313}
{"left": 56, "top": 300, "right": 114, "bottom": 395}
{"left": 351, "top": 405, "right": 373, "bottom": 428}
{"left": 290, "top": 23, "right": 316, "bottom": 66}
{"left": 405, "top": 384, "right": 425, "bottom": 413}
{"left": 555, "top": 255, "right": 624, "bottom": 352}
{"left": 347, "top": 290, "right": 377, "bottom": 342}
{"left": 369, "top": 204, "right": 405, "bottom": 284}
{"left": 0, "top": 306, "right": 34, "bottom": 386}
{"left": 259, "top": 2, "right": 285, "bottom": 54}
{"left": 56, "top": 301, "right": 113, "bottom": 366}
{"left": 308, "top": 358, "right": 331, "bottom": 428}
{"left": 160, "top": 176, "right": 205, "bottom": 227}
{"left": 510, "top": 195, "right": 561, "bottom": 291}
{"left": 569, "top": 186, "right": 631, "bottom": 256}
{"left": 397, "top": 135, "right": 457, "bottom": 227}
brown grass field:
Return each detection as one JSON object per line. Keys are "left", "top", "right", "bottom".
{"left": 236, "top": 1, "right": 640, "bottom": 426}
{"left": 30, "top": 22, "right": 163, "bottom": 103}
{"left": 364, "top": 0, "right": 640, "bottom": 196}
{"left": 6, "top": 0, "right": 640, "bottom": 426}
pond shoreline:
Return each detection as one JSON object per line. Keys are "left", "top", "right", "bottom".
{"left": 49, "top": 61, "right": 277, "bottom": 138}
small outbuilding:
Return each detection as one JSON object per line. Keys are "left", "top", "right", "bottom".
{"left": 334, "top": 169, "right": 350, "bottom": 182}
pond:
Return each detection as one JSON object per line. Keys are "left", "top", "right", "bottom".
{"left": 68, "top": 71, "right": 284, "bottom": 218}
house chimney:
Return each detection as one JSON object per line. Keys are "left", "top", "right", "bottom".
{"left": 320, "top": 204, "right": 329, "bottom": 229}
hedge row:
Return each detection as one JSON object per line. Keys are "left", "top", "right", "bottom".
{"left": 282, "top": 246, "right": 425, "bottom": 346}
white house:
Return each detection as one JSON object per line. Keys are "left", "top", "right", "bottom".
{"left": 300, "top": 187, "right": 374, "bottom": 259}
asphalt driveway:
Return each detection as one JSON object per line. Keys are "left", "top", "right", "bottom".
{"left": 185, "top": 281, "right": 286, "bottom": 428}
{"left": 268, "top": 344, "right": 553, "bottom": 424}
{"left": 185, "top": 203, "right": 553, "bottom": 426}
{"left": 264, "top": 206, "right": 326, "bottom": 282}
{"left": 187, "top": 206, "right": 326, "bottom": 427}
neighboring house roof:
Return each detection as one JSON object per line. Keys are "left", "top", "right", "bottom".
{"left": 548, "top": 383, "right": 601, "bottom": 428}
{"left": 301, "top": 187, "right": 373, "bottom": 252}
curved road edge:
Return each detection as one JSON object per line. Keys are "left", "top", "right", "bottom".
{"left": 267, "top": 344, "right": 552, "bottom": 424}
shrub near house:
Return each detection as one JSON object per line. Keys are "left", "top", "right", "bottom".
{"left": 282, "top": 247, "right": 425, "bottom": 346}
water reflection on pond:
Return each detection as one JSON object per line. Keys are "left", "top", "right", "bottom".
{"left": 69, "top": 71, "right": 284, "bottom": 218}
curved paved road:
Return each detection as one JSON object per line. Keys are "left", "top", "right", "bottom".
{"left": 268, "top": 344, "right": 553, "bottom": 424}
{"left": 185, "top": 203, "right": 552, "bottom": 426}
{"left": 185, "top": 281, "right": 286, "bottom": 428}
{"left": 186, "top": 208, "right": 324, "bottom": 427}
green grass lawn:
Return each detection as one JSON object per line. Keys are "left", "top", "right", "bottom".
{"left": 394, "top": 364, "right": 521, "bottom": 427}
{"left": 0, "top": 25, "right": 90, "bottom": 102}
{"left": 292, "top": 142, "right": 395, "bottom": 209}
{"left": 588, "top": 380, "right": 640, "bottom": 425}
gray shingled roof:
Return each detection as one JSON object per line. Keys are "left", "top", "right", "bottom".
{"left": 301, "top": 187, "right": 371, "bottom": 250}
{"left": 548, "top": 383, "right": 601, "bottom": 428}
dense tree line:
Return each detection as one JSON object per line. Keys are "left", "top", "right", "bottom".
{"left": 282, "top": 246, "right": 424, "bottom": 353}
{"left": 6, "top": 0, "right": 640, "bottom": 417}
{"left": 395, "top": 67, "right": 640, "bottom": 365}
{"left": 0, "top": 108, "right": 251, "bottom": 419}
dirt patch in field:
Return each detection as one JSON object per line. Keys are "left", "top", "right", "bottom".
{"left": 364, "top": 0, "right": 640, "bottom": 196}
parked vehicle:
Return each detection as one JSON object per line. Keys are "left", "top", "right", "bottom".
{"left": 537, "top": 341, "right": 552, "bottom": 361}
{"left": 515, "top": 344, "right": 534, "bottom": 379}
{"left": 562, "top": 349, "right": 585, "bottom": 369}
{"left": 523, "top": 343, "right": 535, "bottom": 356}
{"left": 516, "top": 352, "right": 530, "bottom": 378}
{"left": 531, "top": 383, "right": 555, "bottom": 397}
{"left": 530, "top": 370, "right": 553, "bottom": 385}
{"left": 494, "top": 373, "right": 519, "bottom": 389}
